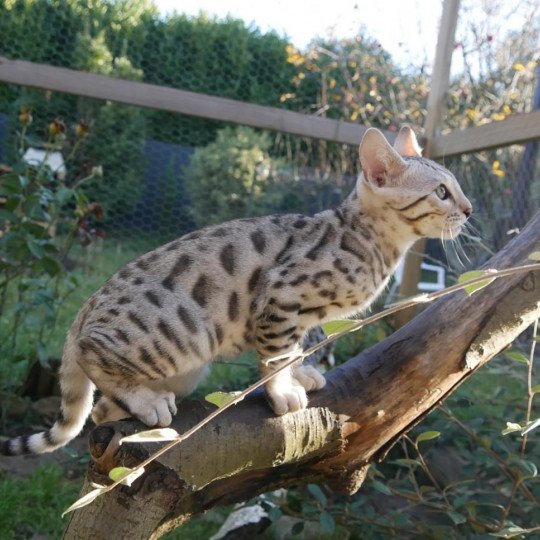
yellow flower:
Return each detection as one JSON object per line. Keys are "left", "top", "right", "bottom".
{"left": 491, "top": 112, "right": 506, "bottom": 121}
{"left": 279, "top": 93, "right": 295, "bottom": 102}
{"left": 492, "top": 160, "right": 505, "bottom": 178}
{"left": 75, "top": 121, "right": 90, "bottom": 139}
{"left": 49, "top": 119, "right": 66, "bottom": 138}
{"left": 502, "top": 105, "right": 512, "bottom": 116}
{"left": 466, "top": 108, "right": 477, "bottom": 120}
{"left": 514, "top": 63, "right": 525, "bottom": 71}
{"left": 286, "top": 44, "right": 306, "bottom": 67}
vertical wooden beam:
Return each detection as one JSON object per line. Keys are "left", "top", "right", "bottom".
{"left": 423, "top": 0, "right": 461, "bottom": 156}
{"left": 395, "top": 0, "right": 460, "bottom": 326}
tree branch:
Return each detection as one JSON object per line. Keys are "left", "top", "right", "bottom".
{"left": 63, "top": 211, "right": 540, "bottom": 540}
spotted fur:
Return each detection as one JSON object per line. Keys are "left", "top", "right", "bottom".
{"left": 1, "top": 126, "right": 472, "bottom": 455}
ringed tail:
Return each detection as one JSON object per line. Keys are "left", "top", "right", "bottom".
{"left": 1, "top": 336, "right": 94, "bottom": 456}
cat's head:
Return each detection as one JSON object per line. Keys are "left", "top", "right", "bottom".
{"left": 357, "top": 126, "right": 472, "bottom": 241}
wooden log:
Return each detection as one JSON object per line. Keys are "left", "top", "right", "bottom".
{"left": 63, "top": 210, "right": 540, "bottom": 539}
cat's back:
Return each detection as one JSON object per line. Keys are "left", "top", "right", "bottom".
{"left": 72, "top": 212, "right": 330, "bottom": 350}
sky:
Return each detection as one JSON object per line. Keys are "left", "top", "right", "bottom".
{"left": 153, "top": 0, "right": 443, "bottom": 69}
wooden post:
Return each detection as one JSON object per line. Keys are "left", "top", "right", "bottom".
{"left": 395, "top": 0, "right": 460, "bottom": 326}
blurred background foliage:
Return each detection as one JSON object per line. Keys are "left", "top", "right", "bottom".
{"left": 0, "top": 0, "right": 539, "bottom": 538}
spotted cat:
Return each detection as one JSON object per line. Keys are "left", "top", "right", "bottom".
{"left": 1, "top": 127, "right": 472, "bottom": 455}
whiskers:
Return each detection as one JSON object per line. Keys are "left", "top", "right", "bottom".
{"left": 441, "top": 218, "right": 477, "bottom": 270}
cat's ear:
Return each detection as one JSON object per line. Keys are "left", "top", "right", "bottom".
{"left": 359, "top": 128, "right": 406, "bottom": 188}
{"left": 393, "top": 125, "right": 422, "bottom": 157}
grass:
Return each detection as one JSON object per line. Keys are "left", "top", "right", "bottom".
{"left": 0, "top": 465, "right": 80, "bottom": 539}
{"left": 0, "top": 237, "right": 157, "bottom": 386}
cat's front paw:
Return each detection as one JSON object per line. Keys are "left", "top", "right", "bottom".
{"left": 293, "top": 364, "right": 326, "bottom": 392}
{"left": 134, "top": 391, "right": 178, "bottom": 427}
{"left": 267, "top": 384, "right": 308, "bottom": 415}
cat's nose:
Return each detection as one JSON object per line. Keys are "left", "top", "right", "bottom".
{"left": 463, "top": 205, "right": 472, "bottom": 218}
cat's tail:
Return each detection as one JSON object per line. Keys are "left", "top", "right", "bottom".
{"left": 1, "top": 334, "right": 95, "bottom": 455}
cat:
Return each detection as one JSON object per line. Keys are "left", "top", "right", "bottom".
{"left": 1, "top": 126, "right": 472, "bottom": 455}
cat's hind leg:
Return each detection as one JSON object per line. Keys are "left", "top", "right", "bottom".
{"left": 97, "top": 383, "right": 177, "bottom": 427}
{"left": 77, "top": 342, "right": 177, "bottom": 427}
{"left": 91, "top": 395, "right": 130, "bottom": 424}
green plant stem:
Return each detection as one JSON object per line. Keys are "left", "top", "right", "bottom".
{"left": 498, "top": 318, "right": 540, "bottom": 527}
{"left": 399, "top": 439, "right": 423, "bottom": 500}
{"left": 404, "top": 435, "right": 451, "bottom": 507}
{"left": 18, "top": 124, "right": 28, "bottom": 156}
{"left": 500, "top": 472, "right": 521, "bottom": 527}
{"left": 521, "top": 317, "right": 539, "bottom": 456}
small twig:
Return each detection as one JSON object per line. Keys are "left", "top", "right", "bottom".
{"left": 403, "top": 435, "right": 451, "bottom": 507}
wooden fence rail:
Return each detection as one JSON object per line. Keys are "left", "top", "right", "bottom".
{"left": 0, "top": 57, "right": 539, "bottom": 157}
{"left": 0, "top": 56, "right": 382, "bottom": 147}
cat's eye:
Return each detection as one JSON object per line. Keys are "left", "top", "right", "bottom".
{"left": 435, "top": 184, "right": 449, "bottom": 200}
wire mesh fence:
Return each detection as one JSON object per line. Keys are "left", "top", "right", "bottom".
{"left": 0, "top": 0, "right": 538, "bottom": 380}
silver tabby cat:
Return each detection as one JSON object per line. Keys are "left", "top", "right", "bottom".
{"left": 1, "top": 126, "right": 472, "bottom": 455}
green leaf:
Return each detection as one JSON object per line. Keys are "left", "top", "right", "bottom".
{"left": 490, "top": 523, "right": 528, "bottom": 538}
{"left": 39, "top": 256, "right": 62, "bottom": 277}
{"left": 55, "top": 186, "right": 74, "bottom": 205}
{"left": 62, "top": 487, "right": 108, "bottom": 517}
{"left": 506, "top": 351, "right": 529, "bottom": 364}
{"left": 26, "top": 237, "right": 46, "bottom": 259}
{"left": 516, "top": 458, "right": 537, "bottom": 477}
{"left": 319, "top": 511, "right": 336, "bottom": 535}
{"left": 268, "top": 507, "right": 282, "bottom": 522}
{"left": 321, "top": 319, "right": 357, "bottom": 335}
{"left": 108, "top": 466, "right": 145, "bottom": 486}
{"left": 458, "top": 270, "right": 496, "bottom": 296}
{"left": 307, "top": 483, "right": 327, "bottom": 506}
{"left": 372, "top": 480, "right": 392, "bottom": 495}
{"left": 501, "top": 422, "right": 522, "bottom": 435}
{"left": 291, "top": 521, "right": 304, "bottom": 536}
{"left": 532, "top": 385, "right": 540, "bottom": 395}
{"left": 119, "top": 428, "right": 179, "bottom": 445}
{"left": 415, "top": 431, "right": 441, "bottom": 444}
{"left": 528, "top": 251, "right": 540, "bottom": 261}
{"left": 447, "top": 511, "right": 467, "bottom": 525}
{"left": 453, "top": 494, "right": 470, "bottom": 508}
{"left": 205, "top": 391, "right": 242, "bottom": 408}
{"left": 392, "top": 458, "right": 421, "bottom": 467}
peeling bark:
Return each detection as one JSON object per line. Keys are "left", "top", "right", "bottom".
{"left": 63, "top": 211, "right": 540, "bottom": 540}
